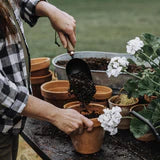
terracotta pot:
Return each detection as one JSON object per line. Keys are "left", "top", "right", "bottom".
{"left": 41, "top": 80, "right": 75, "bottom": 108}
{"left": 144, "top": 95, "right": 157, "bottom": 103}
{"left": 31, "top": 57, "right": 50, "bottom": 77}
{"left": 63, "top": 85, "right": 112, "bottom": 108}
{"left": 66, "top": 102, "right": 105, "bottom": 154}
{"left": 31, "top": 70, "right": 52, "bottom": 99}
{"left": 130, "top": 104, "right": 155, "bottom": 142}
{"left": 108, "top": 95, "right": 139, "bottom": 129}
{"left": 93, "top": 85, "right": 112, "bottom": 107}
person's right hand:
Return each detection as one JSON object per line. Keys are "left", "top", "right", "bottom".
{"left": 51, "top": 108, "right": 94, "bottom": 135}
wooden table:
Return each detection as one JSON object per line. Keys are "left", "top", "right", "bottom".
{"left": 21, "top": 118, "right": 160, "bottom": 160}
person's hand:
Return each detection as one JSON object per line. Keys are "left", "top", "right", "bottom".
{"left": 51, "top": 108, "right": 94, "bottom": 135}
{"left": 35, "top": 1, "right": 76, "bottom": 50}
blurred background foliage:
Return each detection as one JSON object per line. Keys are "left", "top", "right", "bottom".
{"left": 24, "top": 0, "right": 160, "bottom": 59}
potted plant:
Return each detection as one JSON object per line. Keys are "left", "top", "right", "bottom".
{"left": 108, "top": 94, "right": 139, "bottom": 129}
{"left": 106, "top": 33, "right": 160, "bottom": 141}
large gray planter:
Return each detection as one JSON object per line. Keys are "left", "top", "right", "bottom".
{"left": 52, "top": 51, "right": 134, "bottom": 94}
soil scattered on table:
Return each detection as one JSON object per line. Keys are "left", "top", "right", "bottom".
{"left": 56, "top": 58, "right": 142, "bottom": 73}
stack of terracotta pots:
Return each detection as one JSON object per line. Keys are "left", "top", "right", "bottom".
{"left": 30, "top": 57, "right": 52, "bottom": 99}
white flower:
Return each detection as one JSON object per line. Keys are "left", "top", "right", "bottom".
{"left": 106, "top": 57, "right": 129, "bottom": 77}
{"left": 126, "top": 37, "right": 144, "bottom": 55}
{"left": 98, "top": 106, "right": 122, "bottom": 135}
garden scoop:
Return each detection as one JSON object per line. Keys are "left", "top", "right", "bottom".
{"left": 130, "top": 110, "right": 160, "bottom": 142}
{"left": 65, "top": 37, "right": 92, "bottom": 80}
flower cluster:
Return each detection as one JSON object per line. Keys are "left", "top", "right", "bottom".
{"left": 126, "top": 37, "right": 144, "bottom": 55}
{"left": 98, "top": 106, "right": 122, "bottom": 135}
{"left": 106, "top": 57, "right": 129, "bottom": 77}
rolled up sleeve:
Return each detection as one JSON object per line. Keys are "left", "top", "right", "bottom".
{"left": 0, "top": 72, "right": 29, "bottom": 114}
{"left": 19, "top": 0, "right": 45, "bottom": 27}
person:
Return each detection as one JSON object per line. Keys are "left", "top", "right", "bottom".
{"left": 0, "top": 0, "right": 93, "bottom": 160}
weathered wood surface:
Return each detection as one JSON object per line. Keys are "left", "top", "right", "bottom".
{"left": 22, "top": 118, "right": 160, "bottom": 160}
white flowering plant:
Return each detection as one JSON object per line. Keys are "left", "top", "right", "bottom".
{"left": 106, "top": 33, "right": 160, "bottom": 139}
{"left": 98, "top": 106, "right": 122, "bottom": 135}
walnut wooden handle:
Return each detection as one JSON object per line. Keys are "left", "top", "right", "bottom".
{"left": 66, "top": 36, "right": 75, "bottom": 54}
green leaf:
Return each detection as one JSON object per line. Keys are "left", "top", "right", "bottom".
{"left": 142, "top": 45, "right": 154, "bottom": 57}
{"left": 127, "top": 58, "right": 136, "bottom": 65}
{"left": 156, "top": 48, "right": 160, "bottom": 56}
{"left": 130, "top": 109, "right": 152, "bottom": 138}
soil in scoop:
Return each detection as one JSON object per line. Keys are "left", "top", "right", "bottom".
{"left": 69, "top": 72, "right": 96, "bottom": 105}
{"left": 56, "top": 58, "right": 142, "bottom": 73}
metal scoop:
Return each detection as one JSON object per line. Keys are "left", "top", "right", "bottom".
{"left": 65, "top": 37, "right": 92, "bottom": 80}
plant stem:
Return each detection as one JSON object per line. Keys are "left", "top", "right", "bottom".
{"left": 155, "top": 125, "right": 160, "bottom": 129}
{"left": 148, "top": 76, "right": 160, "bottom": 87}
{"left": 142, "top": 52, "right": 159, "bottom": 67}
{"left": 122, "top": 116, "right": 133, "bottom": 119}
{"left": 124, "top": 71, "right": 142, "bottom": 80}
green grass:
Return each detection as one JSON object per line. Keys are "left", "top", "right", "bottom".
{"left": 24, "top": 0, "right": 160, "bottom": 59}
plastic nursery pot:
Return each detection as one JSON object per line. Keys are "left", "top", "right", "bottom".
{"left": 144, "top": 95, "right": 157, "bottom": 103}
{"left": 31, "top": 57, "right": 50, "bottom": 77}
{"left": 41, "top": 80, "right": 75, "bottom": 108}
{"left": 130, "top": 104, "right": 155, "bottom": 142}
{"left": 31, "top": 70, "right": 52, "bottom": 99}
{"left": 66, "top": 102, "right": 105, "bottom": 154}
{"left": 108, "top": 95, "right": 139, "bottom": 129}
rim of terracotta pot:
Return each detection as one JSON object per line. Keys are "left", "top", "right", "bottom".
{"left": 108, "top": 95, "right": 139, "bottom": 107}
{"left": 93, "top": 85, "right": 112, "bottom": 100}
{"left": 137, "top": 133, "right": 155, "bottom": 142}
{"left": 144, "top": 94, "right": 157, "bottom": 103}
{"left": 31, "top": 57, "right": 50, "bottom": 72}
{"left": 31, "top": 70, "right": 52, "bottom": 84}
{"left": 130, "top": 104, "right": 148, "bottom": 113}
{"left": 41, "top": 80, "right": 75, "bottom": 99}
{"left": 65, "top": 102, "right": 105, "bottom": 128}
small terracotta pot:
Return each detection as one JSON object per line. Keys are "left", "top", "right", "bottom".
{"left": 144, "top": 95, "right": 157, "bottom": 103}
{"left": 108, "top": 95, "right": 139, "bottom": 129}
{"left": 93, "top": 85, "right": 112, "bottom": 107}
{"left": 130, "top": 104, "right": 155, "bottom": 142}
{"left": 41, "top": 80, "right": 75, "bottom": 108}
{"left": 63, "top": 85, "right": 112, "bottom": 108}
{"left": 31, "top": 70, "right": 52, "bottom": 99}
{"left": 31, "top": 57, "right": 50, "bottom": 77}
{"left": 66, "top": 102, "right": 105, "bottom": 154}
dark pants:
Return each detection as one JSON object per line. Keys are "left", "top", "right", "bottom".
{"left": 0, "top": 134, "right": 19, "bottom": 160}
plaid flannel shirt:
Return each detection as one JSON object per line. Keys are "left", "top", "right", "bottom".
{"left": 0, "top": 0, "right": 42, "bottom": 135}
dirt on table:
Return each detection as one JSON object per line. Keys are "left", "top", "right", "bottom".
{"left": 56, "top": 58, "right": 142, "bottom": 73}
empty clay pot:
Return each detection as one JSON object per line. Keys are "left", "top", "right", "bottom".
{"left": 66, "top": 102, "right": 105, "bottom": 154}
{"left": 93, "top": 85, "right": 112, "bottom": 106}
{"left": 41, "top": 80, "right": 75, "bottom": 108}
{"left": 108, "top": 95, "right": 139, "bottom": 129}
{"left": 31, "top": 70, "right": 52, "bottom": 99}
{"left": 31, "top": 57, "right": 50, "bottom": 77}
{"left": 63, "top": 85, "right": 112, "bottom": 108}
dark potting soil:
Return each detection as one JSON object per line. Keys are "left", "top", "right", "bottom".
{"left": 56, "top": 58, "right": 142, "bottom": 73}
{"left": 68, "top": 72, "right": 96, "bottom": 105}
